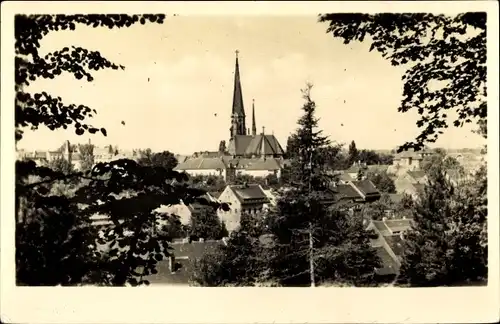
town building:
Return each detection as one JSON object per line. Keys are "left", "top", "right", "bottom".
{"left": 366, "top": 218, "right": 413, "bottom": 278}
{"left": 387, "top": 147, "right": 434, "bottom": 175}
{"left": 17, "top": 139, "right": 136, "bottom": 170}
{"left": 217, "top": 183, "right": 270, "bottom": 232}
{"left": 174, "top": 51, "right": 286, "bottom": 179}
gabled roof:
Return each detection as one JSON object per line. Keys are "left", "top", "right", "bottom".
{"left": 367, "top": 164, "right": 391, "bottom": 174}
{"left": 339, "top": 172, "right": 354, "bottom": 182}
{"left": 345, "top": 164, "right": 367, "bottom": 173}
{"left": 334, "top": 184, "right": 362, "bottom": 200}
{"left": 228, "top": 134, "right": 285, "bottom": 157}
{"left": 407, "top": 170, "right": 426, "bottom": 181}
{"left": 412, "top": 183, "right": 425, "bottom": 193}
{"left": 384, "top": 235, "right": 405, "bottom": 258}
{"left": 388, "top": 193, "right": 404, "bottom": 205}
{"left": 228, "top": 184, "right": 269, "bottom": 204}
{"left": 394, "top": 149, "right": 425, "bottom": 160}
{"left": 227, "top": 135, "right": 254, "bottom": 156}
{"left": 384, "top": 219, "right": 412, "bottom": 232}
{"left": 371, "top": 219, "right": 413, "bottom": 236}
{"left": 374, "top": 246, "right": 398, "bottom": 276}
{"left": 237, "top": 158, "right": 281, "bottom": 171}
{"left": 174, "top": 157, "right": 227, "bottom": 171}
{"left": 143, "top": 240, "right": 224, "bottom": 285}
{"left": 350, "top": 180, "right": 380, "bottom": 198}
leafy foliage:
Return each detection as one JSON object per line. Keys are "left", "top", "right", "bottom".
{"left": 137, "top": 149, "right": 178, "bottom": 170}
{"left": 78, "top": 143, "right": 95, "bottom": 172}
{"left": 319, "top": 12, "right": 487, "bottom": 151}
{"left": 366, "top": 170, "right": 396, "bottom": 193}
{"left": 14, "top": 14, "right": 233, "bottom": 286}
{"left": 396, "top": 162, "right": 487, "bottom": 286}
{"left": 347, "top": 140, "right": 359, "bottom": 166}
{"left": 188, "top": 207, "right": 227, "bottom": 240}
{"left": 15, "top": 14, "right": 166, "bottom": 141}
{"left": 190, "top": 231, "right": 263, "bottom": 287}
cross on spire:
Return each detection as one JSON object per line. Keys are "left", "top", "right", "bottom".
{"left": 235, "top": 49, "right": 239, "bottom": 58}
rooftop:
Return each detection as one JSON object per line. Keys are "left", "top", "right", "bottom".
{"left": 229, "top": 184, "right": 270, "bottom": 203}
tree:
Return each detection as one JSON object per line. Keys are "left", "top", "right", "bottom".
{"left": 218, "top": 140, "right": 227, "bottom": 154}
{"left": 358, "top": 149, "right": 393, "bottom": 165}
{"left": 360, "top": 193, "right": 396, "bottom": 221}
{"left": 319, "top": 12, "right": 487, "bottom": 151}
{"left": 137, "top": 149, "right": 178, "bottom": 170}
{"left": 16, "top": 14, "right": 166, "bottom": 142}
{"left": 15, "top": 14, "right": 229, "bottom": 286}
{"left": 188, "top": 207, "right": 227, "bottom": 240}
{"left": 285, "top": 134, "right": 299, "bottom": 160}
{"left": 189, "top": 230, "right": 262, "bottom": 286}
{"left": 78, "top": 143, "right": 95, "bottom": 172}
{"left": 47, "top": 156, "right": 74, "bottom": 175}
{"left": 366, "top": 171, "right": 396, "bottom": 193}
{"left": 347, "top": 140, "right": 359, "bottom": 165}
{"left": 421, "top": 150, "right": 465, "bottom": 177}
{"left": 396, "top": 162, "right": 487, "bottom": 286}
{"left": 264, "top": 84, "right": 380, "bottom": 286}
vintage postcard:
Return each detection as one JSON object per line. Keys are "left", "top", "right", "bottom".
{"left": 1, "top": 1, "right": 499, "bottom": 323}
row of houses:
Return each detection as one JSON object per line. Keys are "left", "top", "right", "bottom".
{"left": 138, "top": 216, "right": 414, "bottom": 285}
{"left": 173, "top": 154, "right": 284, "bottom": 181}
{"left": 16, "top": 140, "right": 137, "bottom": 169}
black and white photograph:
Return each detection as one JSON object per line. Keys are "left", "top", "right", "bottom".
{"left": 1, "top": 1, "right": 499, "bottom": 323}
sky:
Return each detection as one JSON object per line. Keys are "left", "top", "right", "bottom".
{"left": 18, "top": 15, "right": 486, "bottom": 155}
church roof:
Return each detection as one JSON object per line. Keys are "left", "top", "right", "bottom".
{"left": 228, "top": 135, "right": 254, "bottom": 156}
{"left": 245, "top": 134, "right": 285, "bottom": 156}
{"left": 235, "top": 158, "right": 281, "bottom": 171}
{"left": 232, "top": 51, "right": 245, "bottom": 117}
{"left": 228, "top": 134, "right": 285, "bottom": 157}
{"left": 174, "top": 157, "right": 227, "bottom": 171}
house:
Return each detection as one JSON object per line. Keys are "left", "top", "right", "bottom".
{"left": 344, "top": 162, "right": 368, "bottom": 180}
{"left": 174, "top": 156, "right": 229, "bottom": 180}
{"left": 367, "top": 164, "right": 391, "bottom": 175}
{"left": 217, "top": 183, "right": 270, "bottom": 232}
{"left": 143, "top": 239, "right": 225, "bottom": 285}
{"left": 231, "top": 157, "right": 282, "bottom": 179}
{"left": 388, "top": 147, "right": 434, "bottom": 174}
{"left": 332, "top": 180, "right": 382, "bottom": 205}
{"left": 366, "top": 218, "right": 413, "bottom": 278}
{"left": 154, "top": 193, "right": 220, "bottom": 226}
{"left": 17, "top": 140, "right": 136, "bottom": 170}
{"left": 394, "top": 170, "right": 427, "bottom": 198}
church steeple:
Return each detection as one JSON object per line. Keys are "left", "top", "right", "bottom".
{"left": 231, "top": 50, "right": 246, "bottom": 136}
{"left": 252, "top": 99, "right": 257, "bottom": 136}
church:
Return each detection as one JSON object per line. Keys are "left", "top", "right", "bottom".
{"left": 174, "top": 51, "right": 286, "bottom": 180}
{"left": 226, "top": 50, "right": 285, "bottom": 158}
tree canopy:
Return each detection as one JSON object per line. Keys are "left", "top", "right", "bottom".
{"left": 14, "top": 14, "right": 231, "bottom": 286}
{"left": 319, "top": 12, "right": 487, "bottom": 151}
{"left": 15, "top": 14, "right": 166, "bottom": 142}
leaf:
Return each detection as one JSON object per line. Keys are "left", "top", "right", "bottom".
{"left": 101, "top": 128, "right": 107, "bottom": 136}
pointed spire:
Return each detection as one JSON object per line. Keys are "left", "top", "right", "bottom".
{"left": 252, "top": 99, "right": 257, "bottom": 136}
{"left": 232, "top": 50, "right": 245, "bottom": 118}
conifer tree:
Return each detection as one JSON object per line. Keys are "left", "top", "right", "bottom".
{"left": 397, "top": 162, "right": 487, "bottom": 286}
{"left": 265, "top": 83, "right": 380, "bottom": 286}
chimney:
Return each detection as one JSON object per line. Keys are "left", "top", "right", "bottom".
{"left": 168, "top": 255, "right": 176, "bottom": 273}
